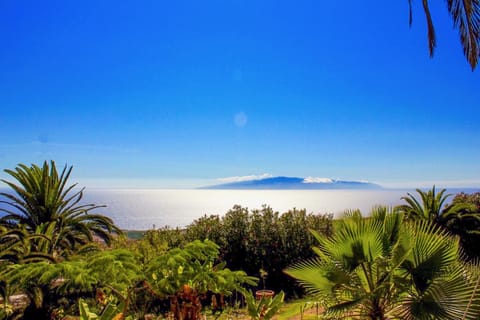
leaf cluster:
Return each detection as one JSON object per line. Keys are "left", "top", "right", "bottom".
{"left": 285, "top": 207, "right": 480, "bottom": 319}
{"left": 240, "top": 289, "right": 285, "bottom": 320}
{"left": 147, "top": 239, "right": 257, "bottom": 297}
{"left": 0, "top": 161, "right": 122, "bottom": 263}
{"left": 153, "top": 205, "right": 333, "bottom": 297}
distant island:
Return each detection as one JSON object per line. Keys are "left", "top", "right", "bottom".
{"left": 200, "top": 176, "right": 383, "bottom": 190}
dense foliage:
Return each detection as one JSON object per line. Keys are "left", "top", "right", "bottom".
{"left": 143, "top": 205, "right": 333, "bottom": 297}
{"left": 0, "top": 162, "right": 258, "bottom": 319}
{"left": 285, "top": 207, "right": 480, "bottom": 319}
{"left": 0, "top": 161, "right": 121, "bottom": 261}
{"left": 1, "top": 161, "right": 480, "bottom": 319}
{"left": 397, "top": 187, "right": 480, "bottom": 261}
{"left": 443, "top": 191, "right": 480, "bottom": 260}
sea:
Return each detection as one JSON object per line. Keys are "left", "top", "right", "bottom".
{"left": 1, "top": 188, "right": 478, "bottom": 230}
{"left": 80, "top": 188, "right": 464, "bottom": 230}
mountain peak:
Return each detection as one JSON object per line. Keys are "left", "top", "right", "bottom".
{"left": 200, "top": 176, "right": 382, "bottom": 190}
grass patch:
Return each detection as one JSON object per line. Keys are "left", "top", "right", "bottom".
{"left": 276, "top": 299, "right": 322, "bottom": 320}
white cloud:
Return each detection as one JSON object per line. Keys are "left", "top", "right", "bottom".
{"left": 303, "top": 177, "right": 334, "bottom": 184}
{"left": 217, "top": 173, "right": 272, "bottom": 183}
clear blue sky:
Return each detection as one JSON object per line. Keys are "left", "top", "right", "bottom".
{"left": 0, "top": 1, "right": 479, "bottom": 188}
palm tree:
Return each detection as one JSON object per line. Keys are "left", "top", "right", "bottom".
{"left": 0, "top": 161, "right": 121, "bottom": 256}
{"left": 397, "top": 186, "right": 480, "bottom": 260}
{"left": 409, "top": 0, "right": 480, "bottom": 70}
{"left": 397, "top": 186, "right": 472, "bottom": 223}
{"left": 397, "top": 186, "right": 448, "bottom": 222}
{"left": 285, "top": 207, "right": 480, "bottom": 319}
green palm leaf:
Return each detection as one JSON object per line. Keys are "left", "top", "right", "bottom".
{"left": 409, "top": 0, "right": 480, "bottom": 69}
{"left": 0, "top": 161, "right": 122, "bottom": 258}
{"left": 285, "top": 207, "right": 480, "bottom": 319}
{"left": 445, "top": 0, "right": 480, "bottom": 70}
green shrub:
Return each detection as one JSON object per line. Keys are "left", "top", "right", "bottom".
{"left": 183, "top": 205, "right": 333, "bottom": 297}
{"left": 124, "top": 205, "right": 333, "bottom": 298}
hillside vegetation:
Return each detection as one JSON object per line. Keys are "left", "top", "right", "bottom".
{"left": 1, "top": 161, "right": 480, "bottom": 319}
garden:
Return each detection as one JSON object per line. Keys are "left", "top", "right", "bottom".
{"left": 1, "top": 161, "right": 480, "bottom": 319}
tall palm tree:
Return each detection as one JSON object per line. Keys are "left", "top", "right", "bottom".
{"left": 409, "top": 0, "right": 480, "bottom": 70}
{"left": 398, "top": 187, "right": 480, "bottom": 261}
{"left": 397, "top": 186, "right": 449, "bottom": 222}
{"left": 0, "top": 161, "right": 121, "bottom": 255}
{"left": 285, "top": 207, "right": 480, "bottom": 319}
{"left": 397, "top": 186, "right": 472, "bottom": 223}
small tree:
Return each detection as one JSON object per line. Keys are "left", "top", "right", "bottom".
{"left": 3, "top": 249, "right": 141, "bottom": 319}
{"left": 147, "top": 240, "right": 257, "bottom": 320}
{"left": 241, "top": 289, "right": 284, "bottom": 320}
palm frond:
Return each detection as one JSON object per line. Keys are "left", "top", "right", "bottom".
{"left": 322, "top": 298, "right": 365, "bottom": 318}
{"left": 285, "top": 257, "right": 351, "bottom": 296}
{"left": 0, "top": 161, "right": 121, "bottom": 257}
{"left": 408, "top": 0, "right": 414, "bottom": 26}
{"left": 401, "top": 221, "right": 458, "bottom": 293}
{"left": 446, "top": 0, "right": 480, "bottom": 70}
{"left": 398, "top": 265, "right": 480, "bottom": 319}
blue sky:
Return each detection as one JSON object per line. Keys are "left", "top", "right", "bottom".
{"left": 0, "top": 1, "right": 479, "bottom": 188}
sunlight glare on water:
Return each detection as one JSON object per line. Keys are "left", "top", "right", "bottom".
{"left": 81, "top": 189, "right": 413, "bottom": 230}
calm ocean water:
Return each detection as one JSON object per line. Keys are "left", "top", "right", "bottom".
{"left": 2, "top": 188, "right": 478, "bottom": 230}
{"left": 80, "top": 189, "right": 414, "bottom": 230}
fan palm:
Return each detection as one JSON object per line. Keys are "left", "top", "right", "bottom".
{"left": 393, "top": 221, "right": 480, "bottom": 319}
{"left": 0, "top": 161, "right": 121, "bottom": 255}
{"left": 409, "top": 0, "right": 480, "bottom": 70}
{"left": 285, "top": 207, "right": 480, "bottom": 319}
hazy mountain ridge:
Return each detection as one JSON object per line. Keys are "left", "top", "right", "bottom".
{"left": 200, "top": 176, "right": 383, "bottom": 190}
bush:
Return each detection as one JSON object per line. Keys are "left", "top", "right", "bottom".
{"left": 135, "top": 205, "right": 333, "bottom": 297}
{"left": 183, "top": 205, "right": 334, "bottom": 297}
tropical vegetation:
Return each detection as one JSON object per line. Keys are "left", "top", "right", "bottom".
{"left": 397, "top": 186, "right": 480, "bottom": 260}
{"left": 0, "top": 162, "right": 261, "bottom": 319}
{"left": 443, "top": 191, "right": 480, "bottom": 260}
{"left": 1, "top": 161, "right": 480, "bottom": 319}
{"left": 285, "top": 207, "right": 480, "bottom": 319}
{"left": 0, "top": 161, "right": 121, "bottom": 261}
{"left": 241, "top": 289, "right": 285, "bottom": 320}
{"left": 141, "top": 205, "right": 333, "bottom": 296}
{"left": 411, "top": 0, "right": 480, "bottom": 70}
